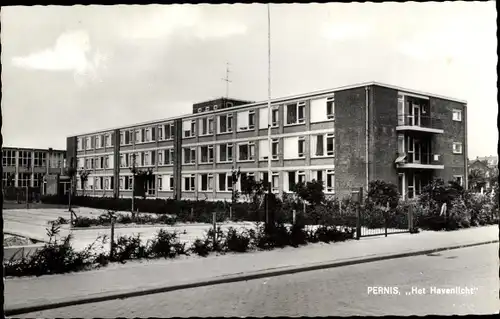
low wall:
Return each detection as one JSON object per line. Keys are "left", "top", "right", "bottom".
{"left": 4, "top": 244, "right": 45, "bottom": 262}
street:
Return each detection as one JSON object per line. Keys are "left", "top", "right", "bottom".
{"left": 16, "top": 243, "right": 499, "bottom": 317}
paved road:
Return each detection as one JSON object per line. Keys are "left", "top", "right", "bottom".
{"left": 17, "top": 243, "right": 499, "bottom": 317}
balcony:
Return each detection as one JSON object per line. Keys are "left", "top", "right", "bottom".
{"left": 395, "top": 152, "right": 444, "bottom": 170}
{"left": 396, "top": 115, "right": 444, "bottom": 134}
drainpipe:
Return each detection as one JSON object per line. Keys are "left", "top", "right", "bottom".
{"left": 365, "top": 86, "right": 369, "bottom": 199}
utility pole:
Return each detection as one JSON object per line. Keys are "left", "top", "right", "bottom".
{"left": 221, "top": 62, "right": 232, "bottom": 99}
{"left": 266, "top": 3, "right": 272, "bottom": 226}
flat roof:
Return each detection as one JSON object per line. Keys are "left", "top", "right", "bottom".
{"left": 2, "top": 146, "right": 66, "bottom": 153}
{"left": 70, "top": 81, "right": 467, "bottom": 137}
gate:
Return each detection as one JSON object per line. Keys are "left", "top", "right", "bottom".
{"left": 352, "top": 187, "right": 414, "bottom": 239}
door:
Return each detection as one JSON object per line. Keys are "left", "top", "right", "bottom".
{"left": 412, "top": 104, "right": 421, "bottom": 126}
{"left": 414, "top": 139, "right": 421, "bottom": 163}
{"left": 398, "top": 173, "right": 405, "bottom": 199}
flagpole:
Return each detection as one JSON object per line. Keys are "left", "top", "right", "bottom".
{"left": 266, "top": 3, "right": 272, "bottom": 225}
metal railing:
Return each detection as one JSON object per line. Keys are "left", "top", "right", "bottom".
{"left": 397, "top": 115, "right": 444, "bottom": 130}
{"left": 400, "top": 152, "right": 443, "bottom": 165}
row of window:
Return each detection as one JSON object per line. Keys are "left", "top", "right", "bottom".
{"left": 78, "top": 97, "right": 335, "bottom": 149}
{"left": 77, "top": 170, "right": 335, "bottom": 195}
{"left": 78, "top": 156, "right": 114, "bottom": 170}
{"left": 397, "top": 94, "right": 464, "bottom": 123}
{"left": 77, "top": 133, "right": 114, "bottom": 151}
{"left": 2, "top": 172, "right": 44, "bottom": 188}
{"left": 2, "top": 150, "right": 63, "bottom": 168}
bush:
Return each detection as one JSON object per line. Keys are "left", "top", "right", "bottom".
{"left": 148, "top": 230, "right": 187, "bottom": 258}
{"left": 289, "top": 223, "right": 308, "bottom": 247}
{"left": 190, "top": 238, "right": 211, "bottom": 257}
{"left": 224, "top": 227, "right": 252, "bottom": 253}
{"left": 4, "top": 223, "right": 108, "bottom": 277}
{"left": 113, "top": 234, "right": 149, "bottom": 262}
{"left": 367, "top": 180, "right": 400, "bottom": 209}
{"left": 73, "top": 216, "right": 98, "bottom": 228}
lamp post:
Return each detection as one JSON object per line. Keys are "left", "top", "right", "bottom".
{"left": 25, "top": 163, "right": 30, "bottom": 209}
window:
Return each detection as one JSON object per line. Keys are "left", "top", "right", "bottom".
{"left": 105, "top": 134, "right": 112, "bottom": 147}
{"left": 200, "top": 173, "right": 214, "bottom": 191}
{"left": 144, "top": 152, "right": 150, "bottom": 166}
{"left": 95, "top": 136, "right": 102, "bottom": 148}
{"left": 226, "top": 102, "right": 233, "bottom": 108}
{"left": 219, "top": 143, "right": 233, "bottom": 162}
{"left": 161, "top": 123, "right": 174, "bottom": 140}
{"left": 157, "top": 176, "right": 163, "bottom": 191}
{"left": 2, "top": 150, "right": 16, "bottom": 166}
{"left": 18, "top": 173, "right": 31, "bottom": 187}
{"left": 326, "top": 170, "right": 335, "bottom": 193}
{"left": 312, "top": 134, "right": 335, "bottom": 157}
{"left": 33, "top": 152, "right": 45, "bottom": 168}
{"left": 452, "top": 109, "right": 462, "bottom": 122}
{"left": 272, "top": 108, "right": 279, "bottom": 126}
{"left": 219, "top": 114, "right": 233, "bottom": 133}
{"left": 298, "top": 137, "right": 305, "bottom": 158}
{"left": 183, "top": 120, "right": 196, "bottom": 138}
{"left": 200, "top": 145, "right": 214, "bottom": 163}
{"left": 77, "top": 138, "right": 82, "bottom": 151}
{"left": 183, "top": 147, "right": 196, "bottom": 164}
{"left": 272, "top": 172, "right": 279, "bottom": 192}
{"left": 119, "top": 177, "right": 124, "bottom": 190}
{"left": 18, "top": 151, "right": 32, "bottom": 168}
{"left": 286, "top": 102, "right": 306, "bottom": 125}
{"left": 198, "top": 108, "right": 202, "bottom": 113}
{"left": 141, "top": 128, "right": 146, "bottom": 143}
{"left": 199, "top": 117, "right": 214, "bottom": 135}
{"left": 326, "top": 97, "right": 335, "bottom": 119}
{"left": 454, "top": 175, "right": 464, "bottom": 186}
{"left": 105, "top": 178, "right": 110, "bottom": 190}
{"left": 214, "top": 104, "right": 218, "bottom": 110}
{"left": 452, "top": 142, "right": 463, "bottom": 154}
{"left": 104, "top": 157, "right": 109, "bottom": 169}
{"left": 259, "top": 139, "right": 279, "bottom": 160}
{"left": 145, "top": 128, "right": 151, "bottom": 142}
{"left": 183, "top": 174, "right": 196, "bottom": 191}
{"left": 161, "top": 149, "right": 174, "bottom": 165}
{"left": 287, "top": 172, "right": 296, "bottom": 192}
{"left": 218, "top": 173, "right": 233, "bottom": 192}
{"left": 135, "top": 130, "right": 141, "bottom": 143}
{"left": 169, "top": 176, "right": 174, "bottom": 191}
{"left": 237, "top": 110, "right": 256, "bottom": 131}
{"left": 238, "top": 142, "right": 255, "bottom": 161}
{"left": 86, "top": 137, "right": 92, "bottom": 149}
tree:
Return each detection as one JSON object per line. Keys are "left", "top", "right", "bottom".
{"left": 468, "top": 168, "right": 486, "bottom": 192}
{"left": 79, "top": 170, "right": 90, "bottom": 196}
{"left": 367, "top": 180, "right": 400, "bottom": 209}
{"left": 294, "top": 180, "right": 325, "bottom": 207}
{"left": 65, "top": 158, "right": 78, "bottom": 211}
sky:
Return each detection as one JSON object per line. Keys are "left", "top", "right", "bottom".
{"left": 1, "top": 2, "right": 497, "bottom": 158}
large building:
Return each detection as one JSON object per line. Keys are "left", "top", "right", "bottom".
{"left": 2, "top": 147, "right": 67, "bottom": 195}
{"left": 66, "top": 82, "right": 467, "bottom": 200}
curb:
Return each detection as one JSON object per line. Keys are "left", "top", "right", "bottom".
{"left": 5, "top": 239, "right": 498, "bottom": 316}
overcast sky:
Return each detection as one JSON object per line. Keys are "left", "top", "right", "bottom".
{"left": 1, "top": 2, "right": 497, "bottom": 158}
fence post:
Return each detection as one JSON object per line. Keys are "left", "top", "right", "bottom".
{"left": 110, "top": 212, "right": 116, "bottom": 260}
{"left": 212, "top": 212, "right": 217, "bottom": 251}
{"left": 191, "top": 207, "right": 194, "bottom": 221}
{"left": 293, "top": 209, "right": 296, "bottom": 225}
{"left": 229, "top": 206, "right": 233, "bottom": 221}
{"left": 355, "top": 203, "right": 361, "bottom": 240}
{"left": 385, "top": 202, "right": 389, "bottom": 237}
{"left": 408, "top": 204, "right": 413, "bottom": 231}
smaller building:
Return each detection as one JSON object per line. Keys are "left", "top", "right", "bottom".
{"left": 2, "top": 147, "right": 67, "bottom": 198}
{"left": 468, "top": 155, "right": 498, "bottom": 192}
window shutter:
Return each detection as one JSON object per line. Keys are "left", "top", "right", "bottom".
{"left": 151, "top": 151, "right": 156, "bottom": 165}
{"left": 142, "top": 129, "right": 146, "bottom": 142}
{"left": 152, "top": 127, "right": 156, "bottom": 141}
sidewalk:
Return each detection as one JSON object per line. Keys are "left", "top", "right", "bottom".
{"left": 5, "top": 225, "right": 498, "bottom": 313}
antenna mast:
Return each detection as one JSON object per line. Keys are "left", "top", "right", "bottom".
{"left": 221, "top": 62, "right": 232, "bottom": 99}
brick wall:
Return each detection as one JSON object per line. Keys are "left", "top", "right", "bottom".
{"left": 334, "top": 86, "right": 369, "bottom": 198}
{"left": 370, "top": 85, "right": 399, "bottom": 185}
{"left": 430, "top": 97, "right": 467, "bottom": 183}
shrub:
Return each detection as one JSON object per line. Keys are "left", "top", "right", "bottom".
{"left": 367, "top": 180, "right": 400, "bottom": 209}
{"left": 148, "top": 229, "right": 187, "bottom": 258}
{"left": 73, "top": 216, "right": 97, "bottom": 228}
{"left": 224, "top": 227, "right": 252, "bottom": 253}
{"left": 113, "top": 234, "right": 149, "bottom": 262}
{"left": 289, "top": 223, "right": 308, "bottom": 247}
{"left": 4, "top": 223, "right": 109, "bottom": 277}
{"left": 190, "top": 238, "right": 211, "bottom": 257}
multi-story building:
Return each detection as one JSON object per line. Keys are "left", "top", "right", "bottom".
{"left": 2, "top": 147, "right": 67, "bottom": 194}
{"left": 66, "top": 82, "right": 467, "bottom": 201}
{"left": 468, "top": 156, "right": 498, "bottom": 191}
